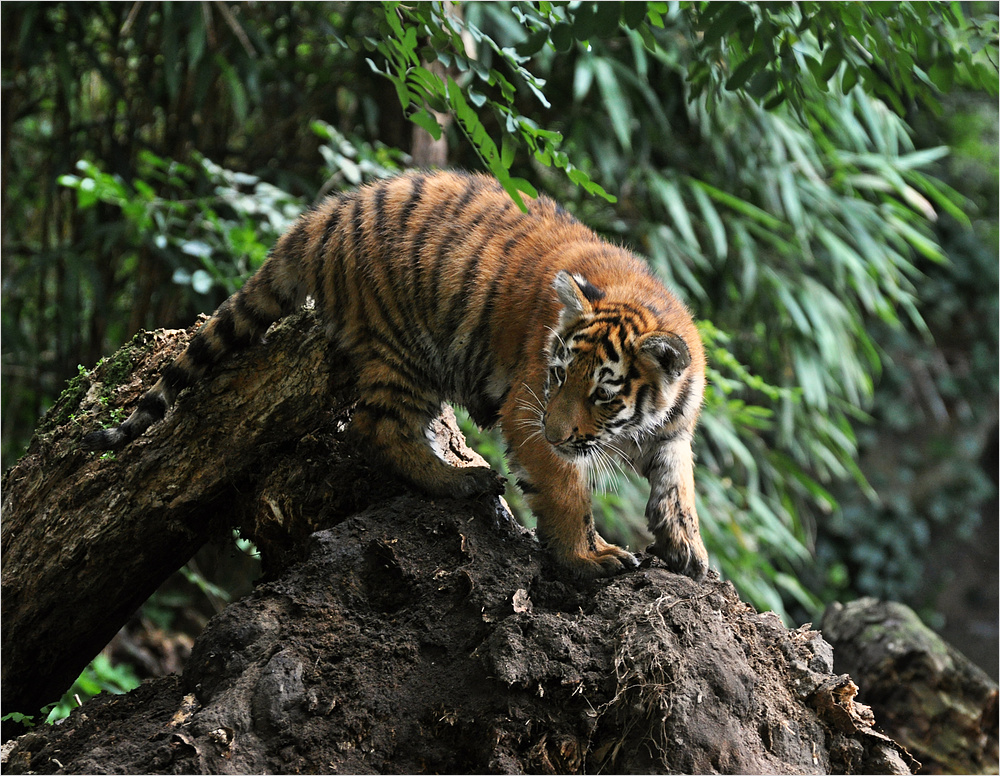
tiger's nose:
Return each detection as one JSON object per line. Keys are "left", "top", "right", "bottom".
{"left": 543, "top": 422, "right": 577, "bottom": 446}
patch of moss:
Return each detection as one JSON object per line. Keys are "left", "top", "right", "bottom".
{"left": 38, "top": 365, "right": 93, "bottom": 433}
{"left": 38, "top": 329, "right": 159, "bottom": 435}
{"left": 101, "top": 348, "right": 138, "bottom": 392}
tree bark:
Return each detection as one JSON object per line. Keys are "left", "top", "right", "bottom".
{"left": 822, "top": 598, "right": 999, "bottom": 775}
{"left": 2, "top": 313, "right": 919, "bottom": 773}
{"left": 1, "top": 310, "right": 353, "bottom": 730}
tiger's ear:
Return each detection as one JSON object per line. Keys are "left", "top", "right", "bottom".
{"left": 553, "top": 271, "right": 604, "bottom": 321}
{"left": 638, "top": 332, "right": 691, "bottom": 378}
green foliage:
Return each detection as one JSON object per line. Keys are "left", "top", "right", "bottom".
{"left": 1, "top": 711, "right": 37, "bottom": 729}
{"left": 58, "top": 151, "right": 305, "bottom": 302}
{"left": 45, "top": 653, "right": 141, "bottom": 724}
{"left": 808, "top": 90, "right": 1000, "bottom": 612}
{"left": 362, "top": 2, "right": 998, "bottom": 194}
{"left": 689, "top": 2, "right": 998, "bottom": 114}
{"left": 367, "top": 1, "right": 620, "bottom": 206}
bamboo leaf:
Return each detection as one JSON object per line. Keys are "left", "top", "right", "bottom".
{"left": 591, "top": 57, "right": 633, "bottom": 151}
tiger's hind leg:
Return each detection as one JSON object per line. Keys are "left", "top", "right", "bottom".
{"left": 350, "top": 364, "right": 503, "bottom": 499}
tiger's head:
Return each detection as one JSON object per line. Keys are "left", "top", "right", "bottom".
{"left": 541, "top": 270, "right": 695, "bottom": 461}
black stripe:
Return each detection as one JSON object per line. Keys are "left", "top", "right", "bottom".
{"left": 605, "top": 417, "right": 631, "bottom": 431}
{"left": 588, "top": 302, "right": 647, "bottom": 321}
{"left": 408, "top": 217, "right": 432, "bottom": 312}
{"left": 374, "top": 188, "right": 430, "bottom": 354}
{"left": 234, "top": 291, "right": 275, "bottom": 335}
{"left": 330, "top": 202, "right": 356, "bottom": 327}
{"left": 370, "top": 182, "right": 399, "bottom": 324}
{"left": 355, "top": 195, "right": 429, "bottom": 359}
{"left": 442, "top": 205, "right": 514, "bottom": 338}
{"left": 137, "top": 392, "right": 169, "bottom": 421}
{"left": 516, "top": 478, "right": 540, "bottom": 495}
{"left": 185, "top": 335, "right": 216, "bottom": 370}
{"left": 427, "top": 178, "right": 480, "bottom": 311}
{"left": 599, "top": 333, "right": 620, "bottom": 362}
{"left": 398, "top": 173, "right": 425, "bottom": 234}
{"left": 365, "top": 329, "right": 440, "bottom": 389}
{"left": 363, "top": 382, "right": 439, "bottom": 417}
{"left": 265, "top": 256, "right": 298, "bottom": 313}
{"left": 162, "top": 363, "right": 194, "bottom": 392}
{"left": 345, "top": 195, "right": 389, "bottom": 334}
{"left": 464, "top": 225, "right": 538, "bottom": 382}
{"left": 662, "top": 375, "right": 694, "bottom": 426}
{"left": 285, "top": 218, "right": 311, "bottom": 260}
{"left": 350, "top": 194, "right": 367, "bottom": 263}
{"left": 211, "top": 308, "right": 241, "bottom": 352}
{"left": 373, "top": 180, "right": 390, "bottom": 240}
{"left": 570, "top": 327, "right": 626, "bottom": 351}
{"left": 464, "top": 270, "right": 509, "bottom": 391}
{"left": 310, "top": 246, "right": 330, "bottom": 318}
{"left": 626, "top": 384, "right": 652, "bottom": 429}
{"left": 316, "top": 205, "right": 344, "bottom": 315}
{"left": 362, "top": 279, "right": 413, "bottom": 356}
{"left": 355, "top": 401, "right": 408, "bottom": 430}
{"left": 321, "top": 202, "right": 342, "bottom": 248}
{"left": 616, "top": 364, "right": 640, "bottom": 399}
{"left": 582, "top": 313, "right": 644, "bottom": 337}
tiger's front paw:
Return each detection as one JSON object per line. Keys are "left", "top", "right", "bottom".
{"left": 647, "top": 532, "right": 709, "bottom": 582}
{"left": 557, "top": 543, "right": 639, "bottom": 580}
{"left": 645, "top": 487, "right": 709, "bottom": 582}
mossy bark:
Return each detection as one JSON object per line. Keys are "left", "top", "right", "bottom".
{"left": 822, "top": 598, "right": 999, "bottom": 774}
{"left": 1, "top": 310, "right": 351, "bottom": 731}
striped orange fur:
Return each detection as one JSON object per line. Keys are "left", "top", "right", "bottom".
{"left": 84, "top": 170, "right": 709, "bottom": 580}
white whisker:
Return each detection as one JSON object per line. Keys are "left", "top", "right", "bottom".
{"left": 515, "top": 404, "right": 543, "bottom": 421}
{"left": 603, "top": 439, "right": 639, "bottom": 477}
{"left": 523, "top": 383, "right": 545, "bottom": 408}
{"left": 517, "top": 429, "right": 544, "bottom": 448}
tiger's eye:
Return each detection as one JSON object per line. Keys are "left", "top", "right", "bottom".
{"left": 593, "top": 386, "right": 613, "bottom": 402}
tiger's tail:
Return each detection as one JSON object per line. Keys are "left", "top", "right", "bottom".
{"left": 82, "top": 236, "right": 306, "bottom": 452}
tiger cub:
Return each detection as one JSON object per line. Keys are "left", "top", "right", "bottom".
{"left": 84, "top": 170, "right": 709, "bottom": 581}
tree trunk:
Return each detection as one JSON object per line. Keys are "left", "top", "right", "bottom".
{"left": 1, "top": 310, "right": 353, "bottom": 731}
{"left": 1, "top": 314, "right": 918, "bottom": 773}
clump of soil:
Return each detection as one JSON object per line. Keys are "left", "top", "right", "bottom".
{"left": 4, "top": 487, "right": 914, "bottom": 774}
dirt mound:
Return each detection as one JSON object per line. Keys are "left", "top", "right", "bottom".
{"left": 5, "top": 491, "right": 913, "bottom": 774}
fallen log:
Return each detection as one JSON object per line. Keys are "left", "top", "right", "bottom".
{"left": 822, "top": 597, "right": 999, "bottom": 775}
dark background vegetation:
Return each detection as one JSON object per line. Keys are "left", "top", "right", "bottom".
{"left": 2, "top": 0, "right": 997, "bottom": 722}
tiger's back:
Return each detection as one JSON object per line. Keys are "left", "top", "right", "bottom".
{"left": 85, "top": 170, "right": 709, "bottom": 581}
